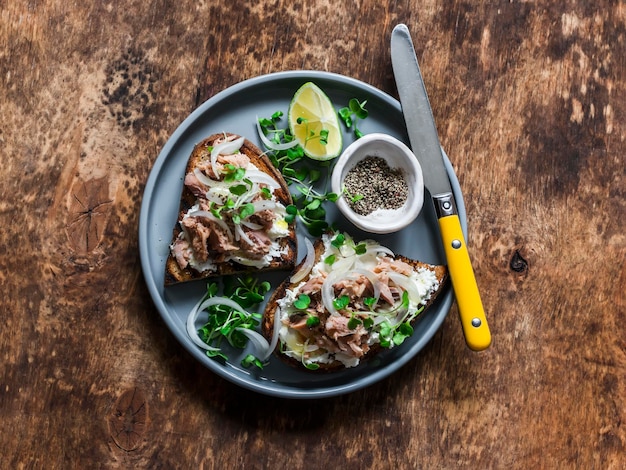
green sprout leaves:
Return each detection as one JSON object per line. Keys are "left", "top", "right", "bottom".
{"left": 339, "top": 98, "right": 368, "bottom": 139}
{"left": 284, "top": 184, "right": 339, "bottom": 237}
{"left": 292, "top": 294, "right": 320, "bottom": 328}
{"left": 259, "top": 112, "right": 338, "bottom": 236}
{"left": 296, "top": 116, "right": 329, "bottom": 147}
{"left": 333, "top": 294, "right": 350, "bottom": 311}
{"left": 198, "top": 275, "right": 271, "bottom": 369}
{"left": 293, "top": 294, "right": 311, "bottom": 310}
{"left": 330, "top": 233, "right": 367, "bottom": 254}
{"left": 223, "top": 163, "right": 246, "bottom": 182}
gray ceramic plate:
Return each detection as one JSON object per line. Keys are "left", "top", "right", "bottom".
{"left": 138, "top": 71, "right": 467, "bottom": 399}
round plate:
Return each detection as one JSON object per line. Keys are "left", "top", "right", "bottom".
{"left": 138, "top": 71, "right": 467, "bottom": 399}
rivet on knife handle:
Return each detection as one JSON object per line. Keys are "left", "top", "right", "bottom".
{"left": 436, "top": 196, "right": 491, "bottom": 351}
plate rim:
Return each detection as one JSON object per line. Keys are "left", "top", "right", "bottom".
{"left": 138, "top": 70, "right": 467, "bottom": 399}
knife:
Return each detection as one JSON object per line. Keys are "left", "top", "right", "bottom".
{"left": 391, "top": 23, "right": 491, "bottom": 351}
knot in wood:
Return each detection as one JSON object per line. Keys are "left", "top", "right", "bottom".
{"left": 108, "top": 387, "right": 148, "bottom": 451}
{"left": 509, "top": 249, "right": 528, "bottom": 273}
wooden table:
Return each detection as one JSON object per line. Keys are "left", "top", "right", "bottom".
{"left": 2, "top": 1, "right": 624, "bottom": 468}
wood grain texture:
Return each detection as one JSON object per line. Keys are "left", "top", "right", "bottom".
{"left": 1, "top": 0, "right": 624, "bottom": 468}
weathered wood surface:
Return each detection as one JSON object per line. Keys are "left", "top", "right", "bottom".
{"left": 1, "top": 0, "right": 624, "bottom": 468}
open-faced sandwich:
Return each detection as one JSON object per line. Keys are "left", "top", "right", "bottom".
{"left": 263, "top": 231, "right": 448, "bottom": 370}
{"left": 165, "top": 133, "right": 296, "bottom": 285}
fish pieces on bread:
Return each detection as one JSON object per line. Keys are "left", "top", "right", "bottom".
{"left": 262, "top": 231, "right": 448, "bottom": 371}
{"left": 165, "top": 132, "right": 296, "bottom": 285}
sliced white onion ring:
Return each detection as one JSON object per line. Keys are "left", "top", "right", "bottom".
{"left": 266, "top": 308, "right": 282, "bottom": 360}
{"left": 229, "top": 256, "right": 266, "bottom": 267}
{"left": 321, "top": 269, "right": 360, "bottom": 316}
{"left": 210, "top": 136, "right": 245, "bottom": 177}
{"left": 331, "top": 253, "right": 356, "bottom": 272}
{"left": 232, "top": 184, "right": 257, "bottom": 207}
{"left": 193, "top": 168, "right": 227, "bottom": 188}
{"left": 252, "top": 200, "right": 277, "bottom": 213}
{"left": 246, "top": 169, "right": 281, "bottom": 190}
{"left": 290, "top": 237, "right": 315, "bottom": 284}
{"left": 241, "top": 307, "right": 282, "bottom": 362}
{"left": 197, "top": 296, "right": 247, "bottom": 316}
{"left": 387, "top": 271, "right": 422, "bottom": 305}
{"left": 210, "top": 150, "right": 220, "bottom": 179}
{"left": 365, "top": 244, "right": 395, "bottom": 258}
{"left": 241, "top": 220, "right": 263, "bottom": 231}
{"left": 235, "top": 328, "right": 271, "bottom": 359}
{"left": 321, "top": 267, "right": 384, "bottom": 315}
{"left": 186, "top": 297, "right": 242, "bottom": 352}
{"left": 350, "top": 268, "right": 382, "bottom": 306}
{"left": 256, "top": 117, "right": 300, "bottom": 151}
{"left": 321, "top": 269, "right": 342, "bottom": 316}
{"left": 188, "top": 209, "right": 233, "bottom": 240}
{"left": 212, "top": 135, "right": 245, "bottom": 157}
{"left": 205, "top": 190, "right": 224, "bottom": 205}
{"left": 234, "top": 224, "right": 254, "bottom": 246}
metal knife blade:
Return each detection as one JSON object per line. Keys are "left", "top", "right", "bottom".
{"left": 391, "top": 23, "right": 491, "bottom": 351}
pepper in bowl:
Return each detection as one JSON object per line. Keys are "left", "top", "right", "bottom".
{"left": 331, "top": 133, "right": 424, "bottom": 234}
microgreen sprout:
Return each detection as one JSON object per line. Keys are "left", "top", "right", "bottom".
{"left": 306, "top": 315, "right": 320, "bottom": 328}
{"left": 232, "top": 203, "right": 255, "bottom": 225}
{"left": 258, "top": 113, "right": 340, "bottom": 236}
{"left": 241, "top": 354, "right": 265, "bottom": 369}
{"left": 373, "top": 291, "right": 423, "bottom": 348}
{"left": 379, "top": 321, "right": 414, "bottom": 348}
{"left": 342, "top": 186, "right": 364, "bottom": 204}
{"left": 210, "top": 198, "right": 235, "bottom": 219}
{"left": 347, "top": 314, "right": 362, "bottom": 330}
{"left": 284, "top": 185, "right": 339, "bottom": 237}
{"left": 362, "top": 316, "right": 375, "bottom": 330}
{"left": 293, "top": 294, "right": 311, "bottom": 310}
{"left": 197, "top": 275, "right": 271, "bottom": 368}
{"left": 302, "top": 342, "right": 320, "bottom": 371}
{"left": 260, "top": 187, "right": 272, "bottom": 199}
{"left": 222, "top": 274, "right": 271, "bottom": 308}
{"left": 223, "top": 163, "right": 246, "bottom": 182}
{"left": 331, "top": 233, "right": 345, "bottom": 248}
{"left": 363, "top": 297, "right": 377, "bottom": 310}
{"left": 297, "top": 117, "right": 329, "bottom": 147}
{"left": 292, "top": 294, "right": 320, "bottom": 328}
{"left": 339, "top": 98, "right": 368, "bottom": 138}
{"left": 208, "top": 174, "right": 256, "bottom": 225}
{"left": 258, "top": 111, "right": 294, "bottom": 147}
{"left": 333, "top": 294, "right": 350, "bottom": 311}
{"left": 229, "top": 182, "right": 249, "bottom": 196}
{"left": 330, "top": 233, "right": 367, "bottom": 255}
{"left": 354, "top": 243, "right": 367, "bottom": 255}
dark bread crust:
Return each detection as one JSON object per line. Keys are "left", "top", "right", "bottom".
{"left": 164, "top": 133, "right": 296, "bottom": 285}
{"left": 262, "top": 234, "right": 449, "bottom": 372}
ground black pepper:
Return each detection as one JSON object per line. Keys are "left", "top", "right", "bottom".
{"left": 343, "top": 156, "right": 408, "bottom": 215}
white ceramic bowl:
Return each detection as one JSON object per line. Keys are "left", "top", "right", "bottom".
{"left": 331, "top": 133, "right": 424, "bottom": 234}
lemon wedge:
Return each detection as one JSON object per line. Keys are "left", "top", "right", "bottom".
{"left": 288, "top": 82, "right": 343, "bottom": 160}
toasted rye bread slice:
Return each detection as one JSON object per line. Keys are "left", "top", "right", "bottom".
{"left": 164, "top": 133, "right": 296, "bottom": 285}
{"left": 262, "top": 232, "right": 448, "bottom": 372}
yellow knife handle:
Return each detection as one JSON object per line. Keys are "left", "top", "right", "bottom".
{"left": 438, "top": 214, "right": 491, "bottom": 351}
